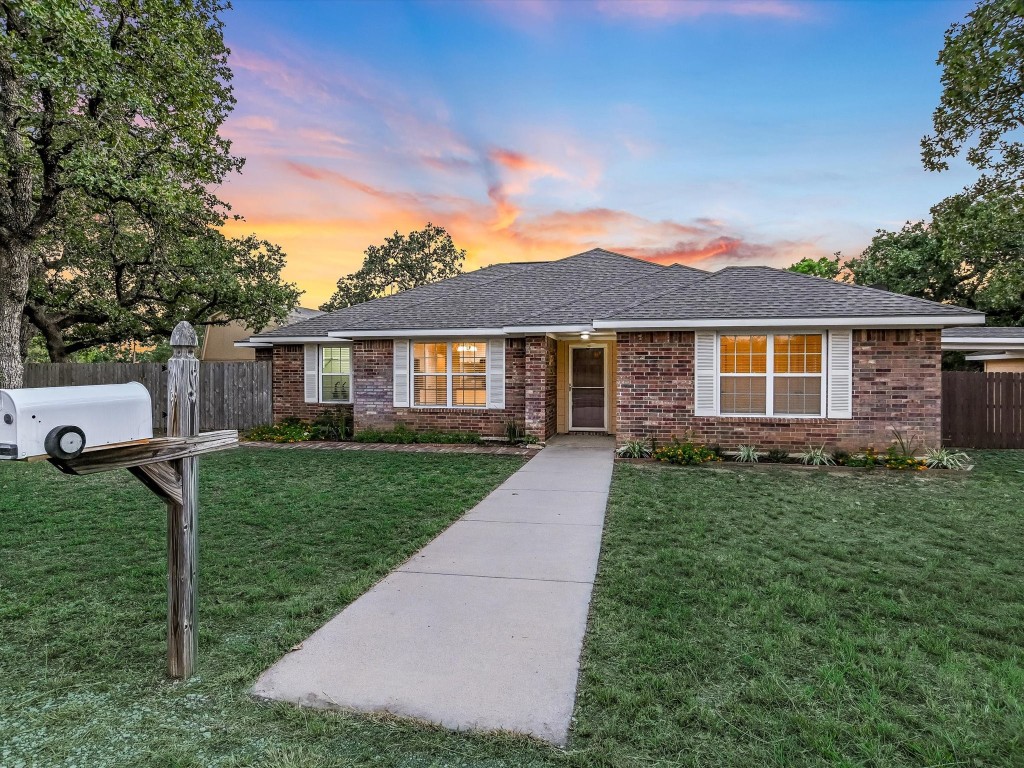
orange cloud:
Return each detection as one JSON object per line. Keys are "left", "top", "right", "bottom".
{"left": 489, "top": 148, "right": 565, "bottom": 178}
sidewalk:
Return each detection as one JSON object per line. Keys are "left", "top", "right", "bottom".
{"left": 251, "top": 435, "right": 614, "bottom": 745}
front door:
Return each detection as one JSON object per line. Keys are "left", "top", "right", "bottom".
{"left": 570, "top": 346, "right": 606, "bottom": 431}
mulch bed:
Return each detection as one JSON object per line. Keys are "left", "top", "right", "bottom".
{"left": 615, "top": 457, "right": 968, "bottom": 474}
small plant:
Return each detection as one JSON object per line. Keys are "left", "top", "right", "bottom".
{"left": 798, "top": 445, "right": 835, "bottom": 466}
{"left": 764, "top": 448, "right": 790, "bottom": 463}
{"left": 924, "top": 447, "right": 972, "bottom": 470}
{"left": 889, "top": 427, "right": 921, "bottom": 459}
{"left": 504, "top": 418, "right": 527, "bottom": 444}
{"left": 707, "top": 443, "right": 725, "bottom": 459}
{"left": 735, "top": 445, "right": 761, "bottom": 463}
{"left": 616, "top": 439, "right": 653, "bottom": 459}
{"left": 831, "top": 449, "right": 850, "bottom": 466}
{"left": 245, "top": 421, "right": 314, "bottom": 443}
{"left": 310, "top": 409, "right": 351, "bottom": 441}
{"left": 845, "top": 447, "right": 881, "bottom": 468}
{"left": 653, "top": 438, "right": 720, "bottom": 466}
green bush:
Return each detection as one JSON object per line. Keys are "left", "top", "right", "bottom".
{"left": 245, "top": 420, "right": 314, "bottom": 443}
{"left": 653, "top": 438, "right": 720, "bottom": 466}
{"left": 353, "top": 424, "right": 483, "bottom": 445}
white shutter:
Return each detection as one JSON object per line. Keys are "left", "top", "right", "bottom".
{"left": 486, "top": 338, "right": 505, "bottom": 409}
{"left": 694, "top": 331, "right": 717, "bottom": 415}
{"left": 393, "top": 339, "right": 410, "bottom": 407}
{"left": 303, "top": 344, "right": 319, "bottom": 403}
{"left": 827, "top": 329, "right": 853, "bottom": 419}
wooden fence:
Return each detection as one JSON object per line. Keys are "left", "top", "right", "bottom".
{"left": 942, "top": 371, "right": 1024, "bottom": 449}
{"left": 24, "top": 361, "right": 272, "bottom": 433}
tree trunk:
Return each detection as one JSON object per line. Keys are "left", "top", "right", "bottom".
{"left": 0, "top": 242, "right": 31, "bottom": 388}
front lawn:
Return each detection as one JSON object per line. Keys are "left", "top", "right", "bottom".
{"left": 1, "top": 448, "right": 1022, "bottom": 767}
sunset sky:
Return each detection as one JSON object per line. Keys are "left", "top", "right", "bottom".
{"left": 218, "top": 0, "right": 977, "bottom": 308}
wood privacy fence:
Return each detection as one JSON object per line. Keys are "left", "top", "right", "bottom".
{"left": 942, "top": 371, "right": 1024, "bottom": 449}
{"left": 24, "top": 361, "right": 272, "bottom": 433}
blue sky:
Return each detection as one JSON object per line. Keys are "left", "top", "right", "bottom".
{"left": 219, "top": 0, "right": 977, "bottom": 306}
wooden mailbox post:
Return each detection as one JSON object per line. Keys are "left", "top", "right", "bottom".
{"left": 47, "top": 321, "right": 237, "bottom": 679}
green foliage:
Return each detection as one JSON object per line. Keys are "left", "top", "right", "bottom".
{"left": 734, "top": 445, "right": 761, "bottom": 463}
{"left": 321, "top": 223, "right": 466, "bottom": 311}
{"left": 764, "top": 447, "right": 791, "bottom": 463}
{"left": 1, "top": 0, "right": 271, "bottom": 381}
{"left": 925, "top": 447, "right": 973, "bottom": 470}
{"left": 616, "top": 439, "right": 653, "bottom": 459}
{"left": 309, "top": 410, "right": 352, "bottom": 441}
{"left": 844, "top": 192, "right": 1024, "bottom": 327}
{"left": 653, "top": 438, "right": 720, "bottom": 466}
{"left": 922, "top": 0, "right": 1024, "bottom": 196}
{"left": 353, "top": 424, "right": 483, "bottom": 445}
{"left": 787, "top": 254, "right": 842, "bottom": 279}
{"left": 845, "top": 447, "right": 882, "bottom": 468}
{"left": 245, "top": 419, "right": 315, "bottom": 443}
{"left": 797, "top": 445, "right": 836, "bottom": 466}
{"left": 830, "top": 449, "right": 851, "bottom": 466}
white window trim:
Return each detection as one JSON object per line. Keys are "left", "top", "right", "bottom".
{"left": 410, "top": 340, "right": 488, "bottom": 410}
{"left": 717, "top": 332, "right": 827, "bottom": 418}
{"left": 320, "top": 345, "right": 353, "bottom": 404}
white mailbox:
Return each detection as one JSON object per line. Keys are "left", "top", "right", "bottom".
{"left": 0, "top": 382, "right": 153, "bottom": 461}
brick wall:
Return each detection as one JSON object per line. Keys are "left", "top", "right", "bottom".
{"left": 616, "top": 329, "right": 942, "bottom": 451}
{"left": 352, "top": 338, "right": 527, "bottom": 437}
{"left": 524, "top": 336, "right": 557, "bottom": 440}
{"left": 262, "top": 345, "right": 354, "bottom": 425}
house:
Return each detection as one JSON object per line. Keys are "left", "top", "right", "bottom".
{"left": 941, "top": 326, "right": 1024, "bottom": 372}
{"left": 201, "top": 308, "right": 323, "bottom": 362}
{"left": 239, "top": 248, "right": 984, "bottom": 450}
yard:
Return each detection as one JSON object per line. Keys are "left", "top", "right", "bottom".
{"left": 1, "top": 448, "right": 1022, "bottom": 767}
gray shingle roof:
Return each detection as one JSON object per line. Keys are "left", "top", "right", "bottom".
{"left": 943, "top": 326, "right": 1024, "bottom": 339}
{"left": 607, "top": 266, "right": 983, "bottom": 321}
{"left": 252, "top": 249, "right": 982, "bottom": 340}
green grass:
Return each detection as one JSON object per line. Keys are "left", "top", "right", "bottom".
{"left": 2, "top": 448, "right": 1022, "bottom": 766}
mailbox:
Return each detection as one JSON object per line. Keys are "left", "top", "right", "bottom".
{"left": 0, "top": 382, "right": 153, "bottom": 461}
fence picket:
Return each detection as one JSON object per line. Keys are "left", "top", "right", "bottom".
{"left": 23, "top": 361, "right": 272, "bottom": 433}
{"left": 943, "top": 371, "right": 1024, "bottom": 449}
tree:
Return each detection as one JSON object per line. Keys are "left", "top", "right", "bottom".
{"left": 25, "top": 197, "right": 300, "bottom": 361}
{"left": 922, "top": 0, "right": 1024, "bottom": 196}
{"left": 787, "top": 254, "right": 842, "bottom": 279}
{"left": 0, "top": 0, "right": 241, "bottom": 387}
{"left": 844, "top": 192, "right": 1024, "bottom": 326}
{"left": 321, "top": 223, "right": 466, "bottom": 311}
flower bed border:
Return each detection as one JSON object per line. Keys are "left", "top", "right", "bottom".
{"left": 614, "top": 457, "right": 970, "bottom": 474}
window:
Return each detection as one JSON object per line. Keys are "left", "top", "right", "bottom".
{"left": 412, "top": 341, "right": 487, "bottom": 408}
{"left": 321, "top": 346, "right": 352, "bottom": 403}
{"left": 718, "top": 333, "right": 823, "bottom": 416}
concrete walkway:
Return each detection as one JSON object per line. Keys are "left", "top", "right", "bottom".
{"left": 251, "top": 434, "right": 614, "bottom": 746}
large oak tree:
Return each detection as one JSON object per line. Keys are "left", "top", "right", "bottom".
{"left": 0, "top": 1, "right": 293, "bottom": 385}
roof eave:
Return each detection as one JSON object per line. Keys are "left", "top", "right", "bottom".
{"left": 593, "top": 314, "right": 986, "bottom": 330}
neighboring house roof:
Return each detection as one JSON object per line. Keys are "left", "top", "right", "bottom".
{"left": 247, "top": 248, "right": 984, "bottom": 342}
{"left": 942, "top": 326, "right": 1024, "bottom": 353}
{"left": 202, "top": 307, "right": 325, "bottom": 359}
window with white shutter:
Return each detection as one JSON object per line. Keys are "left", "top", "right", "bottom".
{"left": 694, "top": 331, "right": 717, "bottom": 415}
{"left": 393, "top": 339, "right": 410, "bottom": 407}
{"left": 303, "top": 344, "right": 319, "bottom": 404}
{"left": 826, "top": 329, "right": 853, "bottom": 418}
{"left": 486, "top": 339, "right": 505, "bottom": 409}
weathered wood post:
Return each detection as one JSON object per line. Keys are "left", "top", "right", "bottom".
{"left": 166, "top": 321, "right": 199, "bottom": 679}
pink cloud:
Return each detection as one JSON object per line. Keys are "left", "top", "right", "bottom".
{"left": 594, "top": 0, "right": 807, "bottom": 21}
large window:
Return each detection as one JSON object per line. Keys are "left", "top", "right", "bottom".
{"left": 321, "top": 346, "right": 352, "bottom": 403}
{"left": 719, "top": 333, "right": 823, "bottom": 416}
{"left": 412, "top": 341, "right": 487, "bottom": 408}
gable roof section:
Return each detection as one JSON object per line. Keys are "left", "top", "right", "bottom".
{"left": 943, "top": 326, "right": 1024, "bottom": 339}
{"left": 598, "top": 266, "right": 983, "bottom": 324}
{"left": 251, "top": 250, "right": 984, "bottom": 341}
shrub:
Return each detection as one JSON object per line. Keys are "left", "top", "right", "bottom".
{"left": 798, "top": 445, "right": 835, "bottom": 466}
{"left": 735, "top": 445, "right": 761, "bottom": 463}
{"left": 707, "top": 443, "right": 725, "bottom": 459}
{"left": 245, "top": 421, "right": 314, "bottom": 443}
{"left": 924, "top": 447, "right": 972, "bottom": 470}
{"left": 653, "top": 438, "right": 720, "bottom": 466}
{"left": 882, "top": 445, "right": 928, "bottom": 470}
{"left": 831, "top": 449, "right": 850, "bottom": 466}
{"left": 846, "top": 447, "right": 881, "bottom": 468}
{"left": 309, "top": 409, "right": 351, "bottom": 441}
{"left": 353, "top": 425, "right": 483, "bottom": 445}
{"left": 504, "top": 418, "right": 527, "bottom": 444}
{"left": 616, "top": 439, "right": 653, "bottom": 459}
{"left": 764, "top": 448, "right": 790, "bottom": 464}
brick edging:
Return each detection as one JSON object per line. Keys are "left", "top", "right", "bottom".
{"left": 241, "top": 440, "right": 536, "bottom": 456}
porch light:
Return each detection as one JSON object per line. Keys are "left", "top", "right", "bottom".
{"left": 580, "top": 332, "right": 590, "bottom": 340}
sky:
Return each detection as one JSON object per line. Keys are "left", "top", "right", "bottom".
{"left": 218, "top": 0, "right": 978, "bottom": 308}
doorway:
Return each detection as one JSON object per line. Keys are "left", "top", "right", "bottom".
{"left": 569, "top": 346, "right": 606, "bottom": 431}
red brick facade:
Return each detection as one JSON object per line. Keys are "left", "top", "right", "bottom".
{"left": 265, "top": 328, "right": 942, "bottom": 449}
{"left": 260, "top": 345, "right": 354, "bottom": 425}
{"left": 615, "top": 329, "right": 942, "bottom": 451}
{"left": 525, "top": 336, "right": 558, "bottom": 440}
{"left": 351, "top": 338, "right": 527, "bottom": 437}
